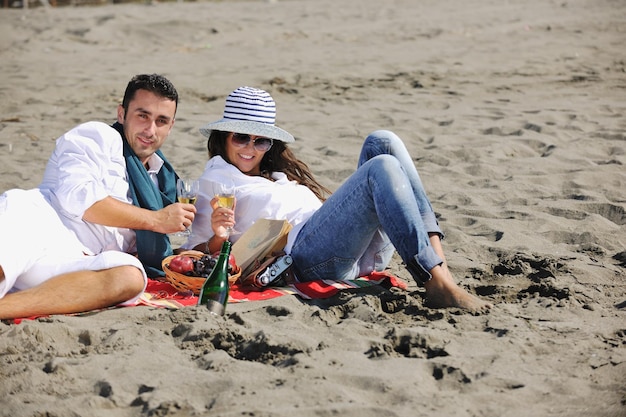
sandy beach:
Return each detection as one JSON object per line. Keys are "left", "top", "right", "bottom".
{"left": 0, "top": 0, "right": 625, "bottom": 415}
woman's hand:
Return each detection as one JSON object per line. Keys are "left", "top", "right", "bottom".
{"left": 210, "top": 196, "right": 236, "bottom": 238}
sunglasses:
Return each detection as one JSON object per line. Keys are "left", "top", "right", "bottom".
{"left": 230, "top": 133, "right": 273, "bottom": 152}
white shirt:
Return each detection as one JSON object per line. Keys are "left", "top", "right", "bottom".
{"left": 183, "top": 156, "right": 322, "bottom": 253}
{"left": 39, "top": 121, "right": 164, "bottom": 255}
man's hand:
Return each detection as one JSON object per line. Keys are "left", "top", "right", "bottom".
{"left": 154, "top": 203, "right": 197, "bottom": 234}
{"left": 83, "top": 197, "right": 196, "bottom": 234}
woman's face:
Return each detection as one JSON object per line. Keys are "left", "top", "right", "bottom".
{"left": 225, "top": 132, "right": 273, "bottom": 175}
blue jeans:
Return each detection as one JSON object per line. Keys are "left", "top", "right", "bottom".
{"left": 291, "top": 130, "right": 444, "bottom": 285}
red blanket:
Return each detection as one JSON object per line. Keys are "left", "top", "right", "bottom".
{"left": 136, "top": 271, "right": 407, "bottom": 308}
{"left": 9, "top": 271, "right": 406, "bottom": 323}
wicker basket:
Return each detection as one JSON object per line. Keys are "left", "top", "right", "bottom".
{"left": 162, "top": 250, "right": 241, "bottom": 295}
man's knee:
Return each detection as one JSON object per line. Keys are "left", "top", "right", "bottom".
{"left": 108, "top": 265, "right": 146, "bottom": 300}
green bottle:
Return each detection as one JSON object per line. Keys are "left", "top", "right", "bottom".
{"left": 198, "top": 240, "right": 232, "bottom": 316}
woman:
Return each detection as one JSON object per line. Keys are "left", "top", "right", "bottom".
{"left": 183, "top": 86, "right": 491, "bottom": 312}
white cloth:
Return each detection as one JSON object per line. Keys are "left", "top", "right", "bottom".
{"left": 39, "top": 121, "right": 164, "bottom": 255}
{"left": 182, "top": 156, "right": 322, "bottom": 253}
{"left": 0, "top": 189, "right": 147, "bottom": 302}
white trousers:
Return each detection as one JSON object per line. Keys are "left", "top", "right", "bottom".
{"left": 0, "top": 189, "right": 147, "bottom": 304}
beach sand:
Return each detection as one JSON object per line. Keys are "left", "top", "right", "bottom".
{"left": 0, "top": 0, "right": 625, "bottom": 415}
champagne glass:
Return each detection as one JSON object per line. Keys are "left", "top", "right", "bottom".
{"left": 216, "top": 179, "right": 239, "bottom": 237}
{"left": 175, "top": 177, "right": 199, "bottom": 237}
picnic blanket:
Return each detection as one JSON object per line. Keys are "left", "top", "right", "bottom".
{"left": 8, "top": 272, "right": 407, "bottom": 324}
{"left": 136, "top": 271, "right": 407, "bottom": 309}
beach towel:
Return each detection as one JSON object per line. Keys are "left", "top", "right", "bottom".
{"left": 8, "top": 272, "right": 407, "bottom": 324}
{"left": 136, "top": 271, "right": 407, "bottom": 309}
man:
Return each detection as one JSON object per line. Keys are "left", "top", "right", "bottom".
{"left": 0, "top": 74, "right": 195, "bottom": 320}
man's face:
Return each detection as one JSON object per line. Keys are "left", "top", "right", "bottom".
{"left": 117, "top": 89, "right": 176, "bottom": 165}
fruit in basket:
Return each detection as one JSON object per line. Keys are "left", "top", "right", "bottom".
{"left": 211, "top": 251, "right": 237, "bottom": 273}
{"left": 190, "top": 253, "right": 237, "bottom": 278}
{"left": 168, "top": 255, "right": 194, "bottom": 274}
{"left": 167, "top": 252, "right": 238, "bottom": 279}
{"left": 192, "top": 255, "right": 216, "bottom": 278}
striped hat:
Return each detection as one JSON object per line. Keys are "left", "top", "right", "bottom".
{"left": 199, "top": 86, "right": 294, "bottom": 143}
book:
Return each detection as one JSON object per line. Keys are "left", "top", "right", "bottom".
{"left": 231, "top": 218, "right": 293, "bottom": 277}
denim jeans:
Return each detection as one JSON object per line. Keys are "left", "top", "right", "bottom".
{"left": 290, "top": 130, "right": 444, "bottom": 284}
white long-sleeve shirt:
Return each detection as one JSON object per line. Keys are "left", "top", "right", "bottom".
{"left": 182, "top": 156, "right": 322, "bottom": 253}
{"left": 39, "top": 121, "right": 163, "bottom": 255}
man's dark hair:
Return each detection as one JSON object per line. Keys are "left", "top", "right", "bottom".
{"left": 121, "top": 74, "right": 179, "bottom": 115}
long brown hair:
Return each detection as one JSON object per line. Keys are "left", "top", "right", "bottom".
{"left": 207, "top": 130, "right": 331, "bottom": 201}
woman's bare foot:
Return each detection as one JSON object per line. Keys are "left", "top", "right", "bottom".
{"left": 424, "top": 265, "right": 492, "bottom": 313}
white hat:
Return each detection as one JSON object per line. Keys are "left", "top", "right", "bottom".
{"left": 199, "top": 86, "right": 295, "bottom": 143}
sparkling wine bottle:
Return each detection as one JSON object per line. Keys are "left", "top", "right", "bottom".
{"left": 197, "top": 240, "right": 231, "bottom": 316}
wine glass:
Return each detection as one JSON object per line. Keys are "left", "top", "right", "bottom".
{"left": 174, "top": 177, "right": 199, "bottom": 237}
{"left": 216, "top": 179, "right": 239, "bottom": 237}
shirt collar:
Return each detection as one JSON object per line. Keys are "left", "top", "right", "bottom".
{"left": 145, "top": 152, "right": 164, "bottom": 175}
